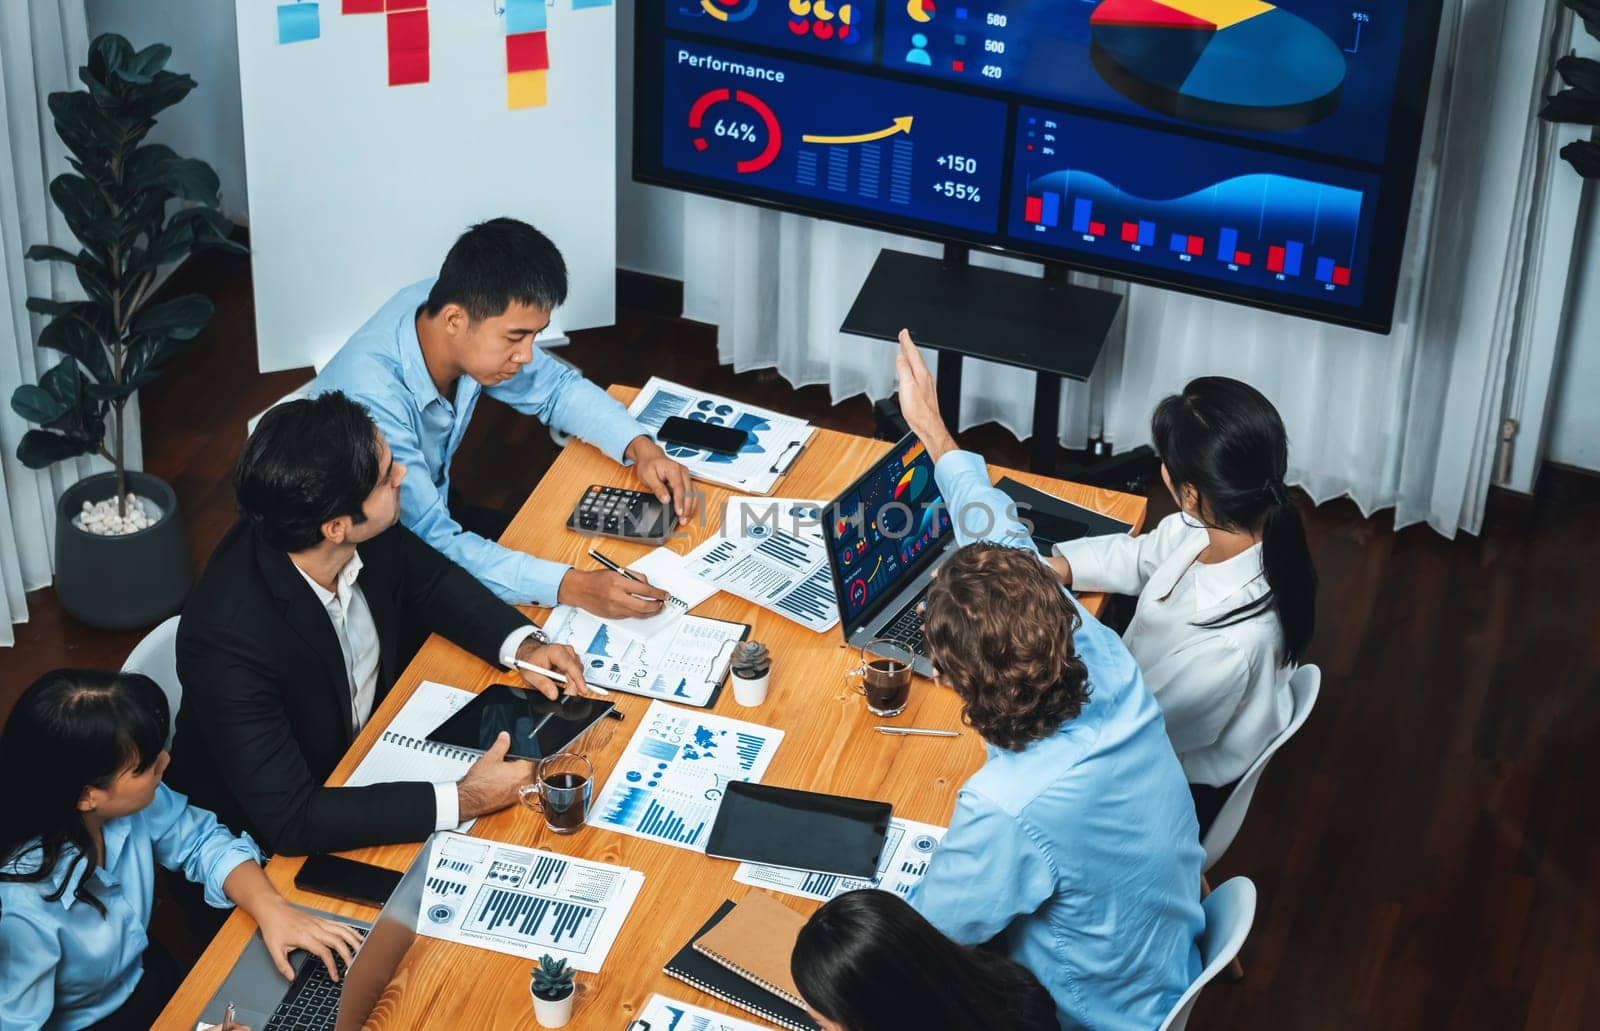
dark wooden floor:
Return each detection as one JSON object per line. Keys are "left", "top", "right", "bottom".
{"left": 3, "top": 250, "right": 1597, "bottom": 1029}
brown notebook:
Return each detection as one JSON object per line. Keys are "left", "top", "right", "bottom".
{"left": 691, "top": 891, "right": 809, "bottom": 1009}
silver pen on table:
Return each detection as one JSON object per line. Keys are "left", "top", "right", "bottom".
{"left": 875, "top": 726, "right": 961, "bottom": 737}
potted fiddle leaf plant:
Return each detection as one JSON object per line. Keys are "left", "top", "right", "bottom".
{"left": 10, "top": 33, "right": 244, "bottom": 629}
{"left": 530, "top": 954, "right": 577, "bottom": 1027}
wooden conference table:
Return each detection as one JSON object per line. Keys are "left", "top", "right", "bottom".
{"left": 158, "top": 386, "right": 1146, "bottom": 1030}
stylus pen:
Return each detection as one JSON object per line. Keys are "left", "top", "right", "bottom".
{"left": 588, "top": 548, "right": 685, "bottom": 608}
{"left": 511, "top": 657, "right": 613, "bottom": 698}
{"left": 875, "top": 726, "right": 961, "bottom": 737}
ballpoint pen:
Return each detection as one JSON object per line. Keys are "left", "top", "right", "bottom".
{"left": 874, "top": 726, "right": 961, "bottom": 737}
{"left": 588, "top": 548, "right": 687, "bottom": 609}
{"left": 511, "top": 656, "right": 613, "bottom": 698}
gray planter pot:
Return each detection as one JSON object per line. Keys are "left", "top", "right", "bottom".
{"left": 55, "top": 471, "right": 190, "bottom": 631}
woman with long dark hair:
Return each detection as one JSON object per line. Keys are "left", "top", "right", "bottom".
{"left": 1052, "top": 376, "right": 1319, "bottom": 834}
{"left": 0, "top": 669, "right": 363, "bottom": 1030}
{"left": 791, "top": 890, "right": 1058, "bottom": 1031}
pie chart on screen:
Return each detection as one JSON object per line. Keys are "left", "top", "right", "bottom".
{"left": 1088, "top": 0, "right": 1346, "bottom": 131}
{"left": 894, "top": 464, "right": 930, "bottom": 502}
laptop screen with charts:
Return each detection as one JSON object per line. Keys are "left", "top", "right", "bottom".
{"left": 824, "top": 435, "right": 954, "bottom": 652}
{"left": 198, "top": 835, "right": 430, "bottom": 1031}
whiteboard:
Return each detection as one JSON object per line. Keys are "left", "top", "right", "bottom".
{"left": 235, "top": 1, "right": 615, "bottom": 372}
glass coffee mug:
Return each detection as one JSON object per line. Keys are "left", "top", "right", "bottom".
{"left": 848, "top": 638, "right": 915, "bottom": 717}
{"left": 518, "top": 752, "right": 593, "bottom": 835}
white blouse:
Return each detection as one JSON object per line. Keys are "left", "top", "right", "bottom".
{"left": 1055, "top": 512, "right": 1293, "bottom": 787}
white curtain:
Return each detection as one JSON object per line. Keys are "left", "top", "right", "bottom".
{"left": 0, "top": 1, "right": 141, "bottom": 647}
{"left": 682, "top": 0, "right": 1560, "bottom": 538}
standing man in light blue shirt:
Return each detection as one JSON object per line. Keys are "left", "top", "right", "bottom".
{"left": 894, "top": 331, "right": 1204, "bottom": 1031}
{"left": 311, "top": 218, "right": 697, "bottom": 618}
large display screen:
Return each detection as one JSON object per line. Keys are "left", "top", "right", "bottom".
{"left": 635, "top": 0, "right": 1443, "bottom": 332}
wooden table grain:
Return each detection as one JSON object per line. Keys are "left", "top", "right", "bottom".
{"left": 156, "top": 386, "right": 1146, "bottom": 1031}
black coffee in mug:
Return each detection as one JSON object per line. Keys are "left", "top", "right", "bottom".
{"left": 863, "top": 657, "right": 912, "bottom": 714}
{"left": 541, "top": 772, "right": 590, "bottom": 833}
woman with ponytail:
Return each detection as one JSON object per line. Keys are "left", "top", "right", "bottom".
{"left": 0, "top": 670, "right": 362, "bottom": 1030}
{"left": 1051, "top": 377, "right": 1318, "bottom": 835}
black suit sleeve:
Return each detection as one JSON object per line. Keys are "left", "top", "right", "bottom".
{"left": 394, "top": 525, "right": 534, "bottom": 664}
{"left": 176, "top": 622, "right": 438, "bottom": 856}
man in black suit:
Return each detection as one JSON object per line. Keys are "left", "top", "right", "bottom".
{"left": 166, "top": 391, "right": 589, "bottom": 857}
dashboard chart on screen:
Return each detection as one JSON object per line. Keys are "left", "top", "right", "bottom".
{"left": 637, "top": 0, "right": 1443, "bottom": 331}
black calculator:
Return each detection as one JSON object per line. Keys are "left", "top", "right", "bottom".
{"left": 566, "top": 485, "right": 673, "bottom": 544}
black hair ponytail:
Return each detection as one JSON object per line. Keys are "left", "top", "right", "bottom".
{"left": 0, "top": 669, "right": 170, "bottom": 915}
{"left": 1152, "top": 378, "right": 1317, "bottom": 665}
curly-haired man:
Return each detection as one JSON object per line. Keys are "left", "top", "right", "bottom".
{"left": 894, "top": 331, "right": 1204, "bottom": 1031}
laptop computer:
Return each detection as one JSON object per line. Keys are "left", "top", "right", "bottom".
{"left": 823, "top": 435, "right": 954, "bottom": 677}
{"left": 196, "top": 836, "right": 432, "bottom": 1031}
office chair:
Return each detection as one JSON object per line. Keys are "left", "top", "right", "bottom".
{"left": 1158, "top": 876, "right": 1257, "bottom": 1031}
{"left": 122, "top": 615, "right": 183, "bottom": 746}
{"left": 1202, "top": 663, "right": 1322, "bottom": 873}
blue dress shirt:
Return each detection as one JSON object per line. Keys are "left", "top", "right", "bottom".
{"left": 910, "top": 450, "right": 1205, "bottom": 1031}
{"left": 0, "top": 784, "right": 261, "bottom": 1030}
{"left": 310, "top": 279, "right": 648, "bottom": 605}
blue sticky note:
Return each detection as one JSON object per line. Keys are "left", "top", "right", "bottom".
{"left": 506, "top": 0, "right": 548, "bottom": 32}
{"left": 572, "top": 0, "right": 612, "bottom": 8}
{"left": 277, "top": 3, "right": 320, "bottom": 45}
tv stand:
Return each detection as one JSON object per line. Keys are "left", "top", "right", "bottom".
{"left": 840, "top": 245, "right": 1122, "bottom": 474}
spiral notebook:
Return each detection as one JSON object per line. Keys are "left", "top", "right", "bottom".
{"left": 664, "top": 900, "right": 818, "bottom": 1031}
{"left": 345, "top": 680, "right": 479, "bottom": 831}
{"left": 692, "top": 891, "right": 808, "bottom": 1009}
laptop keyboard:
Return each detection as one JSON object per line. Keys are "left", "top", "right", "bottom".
{"left": 263, "top": 953, "right": 349, "bottom": 1031}
{"left": 879, "top": 601, "right": 929, "bottom": 657}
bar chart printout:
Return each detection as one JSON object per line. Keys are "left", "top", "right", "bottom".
{"left": 592, "top": 700, "right": 784, "bottom": 853}
{"left": 636, "top": 994, "right": 775, "bottom": 1031}
{"left": 734, "top": 817, "right": 947, "bottom": 901}
{"left": 417, "top": 832, "right": 644, "bottom": 971}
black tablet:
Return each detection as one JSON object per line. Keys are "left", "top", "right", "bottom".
{"left": 704, "top": 781, "right": 893, "bottom": 879}
{"left": 425, "top": 685, "right": 613, "bottom": 762}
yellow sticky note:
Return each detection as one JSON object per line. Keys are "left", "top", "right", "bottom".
{"left": 508, "top": 69, "right": 547, "bottom": 109}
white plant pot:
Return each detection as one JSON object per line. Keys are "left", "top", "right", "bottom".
{"left": 531, "top": 986, "right": 575, "bottom": 1028}
{"left": 731, "top": 671, "right": 770, "bottom": 707}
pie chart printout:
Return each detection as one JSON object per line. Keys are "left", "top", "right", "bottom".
{"left": 1088, "top": 0, "right": 1347, "bottom": 131}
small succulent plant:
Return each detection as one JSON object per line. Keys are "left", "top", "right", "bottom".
{"left": 531, "top": 954, "right": 575, "bottom": 1001}
{"left": 731, "top": 640, "right": 771, "bottom": 679}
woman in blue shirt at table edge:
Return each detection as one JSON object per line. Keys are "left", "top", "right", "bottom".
{"left": 0, "top": 669, "right": 364, "bottom": 1031}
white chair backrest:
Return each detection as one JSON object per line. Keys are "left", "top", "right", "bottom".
{"left": 121, "top": 615, "right": 182, "bottom": 745}
{"left": 1158, "top": 877, "right": 1258, "bottom": 1031}
{"left": 1202, "top": 663, "right": 1321, "bottom": 872}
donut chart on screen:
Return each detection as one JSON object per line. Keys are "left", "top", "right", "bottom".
{"left": 1088, "top": 0, "right": 1347, "bottom": 131}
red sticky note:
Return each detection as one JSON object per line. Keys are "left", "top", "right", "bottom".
{"left": 344, "top": 0, "right": 384, "bottom": 13}
{"left": 388, "top": 9, "right": 428, "bottom": 51}
{"left": 389, "top": 46, "right": 429, "bottom": 85}
{"left": 387, "top": 0, "right": 426, "bottom": 9}
{"left": 507, "top": 32, "right": 550, "bottom": 73}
